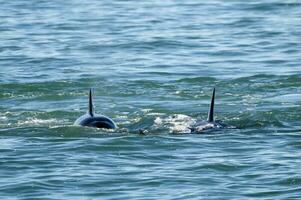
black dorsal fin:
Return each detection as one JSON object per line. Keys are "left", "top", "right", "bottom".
{"left": 88, "top": 89, "right": 94, "bottom": 117}
{"left": 207, "top": 87, "right": 215, "bottom": 122}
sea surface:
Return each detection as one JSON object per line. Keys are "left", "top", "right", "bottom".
{"left": 1, "top": 0, "right": 301, "bottom": 199}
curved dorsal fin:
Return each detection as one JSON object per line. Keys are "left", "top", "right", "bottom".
{"left": 88, "top": 89, "right": 94, "bottom": 117}
{"left": 207, "top": 87, "right": 215, "bottom": 122}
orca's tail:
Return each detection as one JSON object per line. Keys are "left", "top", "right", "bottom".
{"left": 88, "top": 89, "right": 94, "bottom": 117}
{"left": 207, "top": 87, "right": 215, "bottom": 122}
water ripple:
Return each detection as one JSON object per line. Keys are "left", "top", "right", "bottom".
{"left": 1, "top": 0, "right": 301, "bottom": 199}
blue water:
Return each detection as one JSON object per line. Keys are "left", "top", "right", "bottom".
{"left": 1, "top": 0, "right": 301, "bottom": 199}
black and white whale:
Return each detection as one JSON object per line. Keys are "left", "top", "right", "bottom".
{"left": 153, "top": 87, "right": 229, "bottom": 134}
{"left": 190, "top": 88, "right": 227, "bottom": 132}
{"left": 74, "top": 89, "right": 117, "bottom": 129}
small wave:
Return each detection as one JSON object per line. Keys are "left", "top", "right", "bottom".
{"left": 267, "top": 94, "right": 301, "bottom": 103}
{"left": 240, "top": 1, "right": 300, "bottom": 12}
{"left": 176, "top": 76, "right": 216, "bottom": 84}
{"left": 0, "top": 116, "right": 8, "bottom": 121}
{"left": 17, "top": 117, "right": 65, "bottom": 127}
{"left": 230, "top": 111, "right": 286, "bottom": 129}
{"left": 155, "top": 114, "right": 196, "bottom": 134}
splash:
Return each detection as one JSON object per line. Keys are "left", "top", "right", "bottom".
{"left": 155, "top": 114, "right": 196, "bottom": 133}
{"left": 17, "top": 117, "right": 62, "bottom": 126}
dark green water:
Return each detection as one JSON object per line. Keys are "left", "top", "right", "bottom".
{"left": 1, "top": 0, "right": 301, "bottom": 199}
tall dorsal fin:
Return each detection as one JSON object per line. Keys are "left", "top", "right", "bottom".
{"left": 88, "top": 89, "right": 94, "bottom": 117}
{"left": 207, "top": 87, "right": 215, "bottom": 122}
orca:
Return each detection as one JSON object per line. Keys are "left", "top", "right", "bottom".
{"left": 190, "top": 88, "right": 226, "bottom": 132}
{"left": 74, "top": 89, "right": 117, "bottom": 129}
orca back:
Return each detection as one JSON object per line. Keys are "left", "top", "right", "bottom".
{"left": 74, "top": 89, "right": 117, "bottom": 129}
{"left": 75, "top": 114, "right": 117, "bottom": 129}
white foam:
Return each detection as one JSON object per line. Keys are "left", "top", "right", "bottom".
{"left": 170, "top": 124, "right": 192, "bottom": 133}
{"left": 155, "top": 114, "right": 196, "bottom": 133}
{"left": 154, "top": 117, "right": 163, "bottom": 125}
{"left": 141, "top": 109, "right": 153, "bottom": 113}
{"left": 0, "top": 116, "right": 8, "bottom": 121}
{"left": 194, "top": 123, "right": 215, "bottom": 132}
{"left": 17, "top": 117, "right": 59, "bottom": 126}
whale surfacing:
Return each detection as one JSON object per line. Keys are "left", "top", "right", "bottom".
{"left": 190, "top": 88, "right": 226, "bottom": 133}
{"left": 74, "top": 89, "right": 117, "bottom": 129}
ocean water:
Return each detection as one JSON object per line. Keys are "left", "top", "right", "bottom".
{"left": 1, "top": 0, "right": 301, "bottom": 199}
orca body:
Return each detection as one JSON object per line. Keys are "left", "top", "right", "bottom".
{"left": 190, "top": 88, "right": 226, "bottom": 133}
{"left": 74, "top": 89, "right": 117, "bottom": 129}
